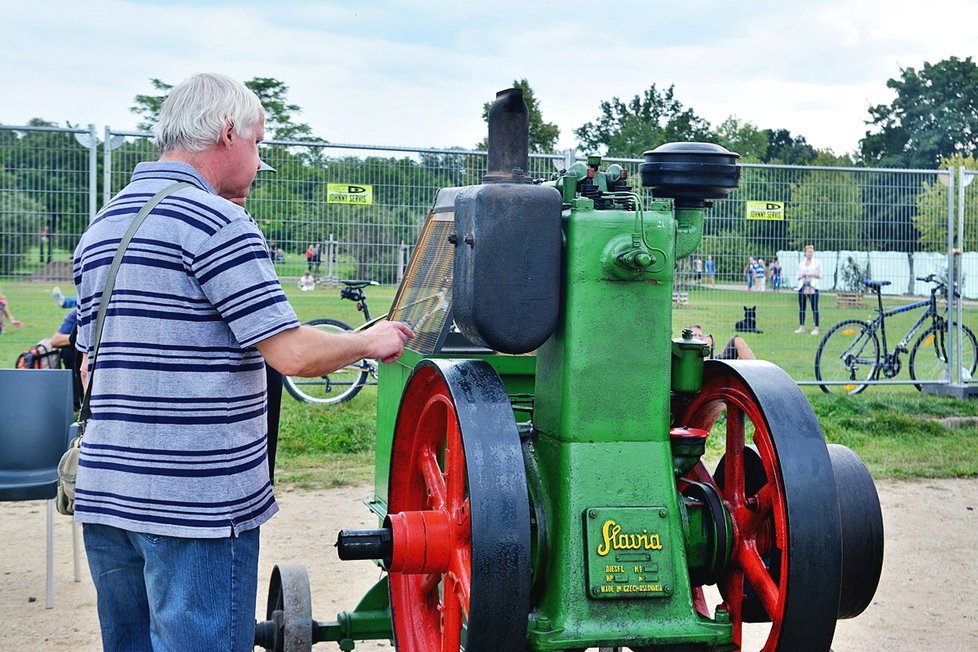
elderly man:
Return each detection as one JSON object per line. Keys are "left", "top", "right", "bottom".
{"left": 73, "top": 73, "right": 412, "bottom": 651}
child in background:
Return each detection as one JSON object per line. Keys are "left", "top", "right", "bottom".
{"left": 298, "top": 270, "right": 316, "bottom": 291}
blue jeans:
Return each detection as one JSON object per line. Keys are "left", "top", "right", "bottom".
{"left": 83, "top": 524, "right": 260, "bottom": 652}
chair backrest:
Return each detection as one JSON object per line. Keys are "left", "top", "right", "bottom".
{"left": 0, "top": 369, "right": 74, "bottom": 500}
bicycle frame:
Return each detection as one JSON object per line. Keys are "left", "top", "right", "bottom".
{"left": 867, "top": 281, "right": 947, "bottom": 376}
{"left": 873, "top": 297, "right": 934, "bottom": 356}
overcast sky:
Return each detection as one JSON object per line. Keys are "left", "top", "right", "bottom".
{"left": 4, "top": 0, "right": 977, "bottom": 156}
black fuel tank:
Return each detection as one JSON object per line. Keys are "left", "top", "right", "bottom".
{"left": 452, "top": 182, "right": 562, "bottom": 354}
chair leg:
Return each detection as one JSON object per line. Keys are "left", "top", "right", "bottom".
{"left": 46, "top": 499, "right": 54, "bottom": 609}
{"left": 72, "top": 521, "right": 81, "bottom": 582}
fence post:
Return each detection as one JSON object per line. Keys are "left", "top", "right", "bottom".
{"left": 397, "top": 242, "right": 410, "bottom": 284}
{"left": 103, "top": 126, "right": 113, "bottom": 211}
{"left": 325, "top": 233, "right": 336, "bottom": 285}
{"left": 957, "top": 166, "right": 974, "bottom": 384}
{"left": 88, "top": 124, "right": 98, "bottom": 225}
{"left": 563, "top": 148, "right": 576, "bottom": 171}
{"left": 102, "top": 129, "right": 127, "bottom": 209}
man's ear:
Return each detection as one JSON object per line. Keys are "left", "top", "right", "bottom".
{"left": 220, "top": 121, "right": 235, "bottom": 148}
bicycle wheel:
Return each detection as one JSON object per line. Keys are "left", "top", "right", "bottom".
{"left": 909, "top": 324, "right": 978, "bottom": 391}
{"left": 815, "top": 319, "right": 880, "bottom": 394}
{"left": 283, "top": 318, "right": 369, "bottom": 404}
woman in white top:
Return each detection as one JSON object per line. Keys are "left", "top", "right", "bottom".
{"left": 795, "top": 245, "right": 823, "bottom": 335}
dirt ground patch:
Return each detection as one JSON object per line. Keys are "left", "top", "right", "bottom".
{"left": 2, "top": 479, "right": 976, "bottom": 651}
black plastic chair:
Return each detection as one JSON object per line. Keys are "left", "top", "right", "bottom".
{"left": 0, "top": 368, "right": 79, "bottom": 608}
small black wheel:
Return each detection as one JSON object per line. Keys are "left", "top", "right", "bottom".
{"left": 827, "top": 444, "right": 884, "bottom": 620}
{"left": 283, "top": 318, "right": 369, "bottom": 404}
{"left": 909, "top": 324, "right": 978, "bottom": 391}
{"left": 256, "top": 564, "right": 313, "bottom": 652}
{"left": 815, "top": 319, "right": 880, "bottom": 394}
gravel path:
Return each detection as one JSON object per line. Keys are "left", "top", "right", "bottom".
{"left": 2, "top": 479, "right": 976, "bottom": 651}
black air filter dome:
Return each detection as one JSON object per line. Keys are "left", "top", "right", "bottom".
{"left": 639, "top": 142, "right": 741, "bottom": 203}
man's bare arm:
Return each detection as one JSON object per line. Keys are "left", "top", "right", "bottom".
{"left": 256, "top": 320, "right": 414, "bottom": 377}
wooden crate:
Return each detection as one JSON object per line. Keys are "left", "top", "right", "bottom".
{"left": 836, "top": 292, "right": 864, "bottom": 308}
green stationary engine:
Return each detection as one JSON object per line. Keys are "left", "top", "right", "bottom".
{"left": 256, "top": 89, "right": 884, "bottom": 652}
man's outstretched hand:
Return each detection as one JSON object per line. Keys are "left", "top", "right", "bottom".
{"left": 364, "top": 320, "right": 415, "bottom": 363}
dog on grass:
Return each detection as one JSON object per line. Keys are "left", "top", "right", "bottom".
{"left": 734, "top": 306, "right": 763, "bottom": 333}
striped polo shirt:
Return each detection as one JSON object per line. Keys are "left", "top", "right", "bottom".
{"left": 72, "top": 161, "right": 299, "bottom": 538}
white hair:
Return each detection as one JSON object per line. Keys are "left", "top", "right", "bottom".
{"left": 153, "top": 73, "right": 265, "bottom": 154}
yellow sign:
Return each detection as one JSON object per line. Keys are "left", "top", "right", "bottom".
{"left": 595, "top": 520, "right": 663, "bottom": 556}
{"left": 327, "top": 184, "right": 373, "bottom": 205}
{"left": 746, "top": 200, "right": 785, "bottom": 220}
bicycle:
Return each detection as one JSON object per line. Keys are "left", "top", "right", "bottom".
{"left": 815, "top": 275, "right": 977, "bottom": 394}
{"left": 283, "top": 279, "right": 380, "bottom": 404}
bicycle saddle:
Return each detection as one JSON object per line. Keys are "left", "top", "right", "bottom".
{"left": 862, "top": 280, "right": 891, "bottom": 290}
{"left": 340, "top": 279, "right": 378, "bottom": 289}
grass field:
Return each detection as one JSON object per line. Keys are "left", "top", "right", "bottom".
{"left": 272, "top": 379, "right": 978, "bottom": 488}
{"left": 2, "top": 276, "right": 977, "bottom": 486}
{"left": 272, "top": 280, "right": 978, "bottom": 486}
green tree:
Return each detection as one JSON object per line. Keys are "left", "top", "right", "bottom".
{"left": 763, "top": 128, "right": 818, "bottom": 165}
{"left": 787, "top": 168, "right": 863, "bottom": 250}
{"left": 130, "top": 77, "right": 318, "bottom": 141}
{"left": 811, "top": 149, "right": 855, "bottom": 166}
{"left": 478, "top": 79, "right": 559, "bottom": 153}
{"left": 860, "top": 56, "right": 978, "bottom": 169}
{"left": 131, "top": 78, "right": 173, "bottom": 131}
{"left": 574, "top": 84, "right": 711, "bottom": 158}
{"left": 0, "top": 168, "right": 50, "bottom": 274}
{"left": 913, "top": 153, "right": 977, "bottom": 252}
{"left": 710, "top": 117, "right": 769, "bottom": 163}
{"left": 246, "top": 77, "right": 317, "bottom": 141}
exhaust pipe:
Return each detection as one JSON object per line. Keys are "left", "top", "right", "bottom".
{"left": 484, "top": 87, "right": 530, "bottom": 184}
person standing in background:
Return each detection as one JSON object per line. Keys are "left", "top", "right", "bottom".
{"left": 312, "top": 243, "right": 322, "bottom": 276}
{"left": 754, "top": 257, "right": 767, "bottom": 292}
{"left": 704, "top": 255, "right": 715, "bottom": 284}
{"left": 771, "top": 257, "right": 782, "bottom": 291}
{"left": 795, "top": 245, "right": 823, "bottom": 335}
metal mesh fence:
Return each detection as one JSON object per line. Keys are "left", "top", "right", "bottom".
{"left": 1, "top": 123, "right": 972, "bottom": 388}
{"left": 0, "top": 125, "right": 93, "bottom": 277}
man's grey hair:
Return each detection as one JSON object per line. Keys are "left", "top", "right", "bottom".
{"left": 154, "top": 73, "right": 265, "bottom": 154}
